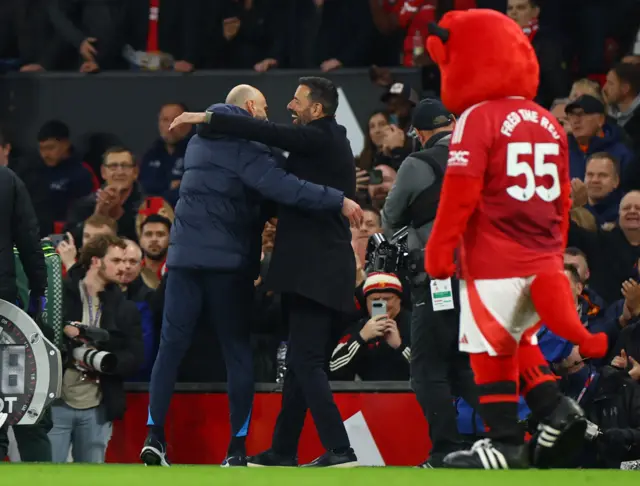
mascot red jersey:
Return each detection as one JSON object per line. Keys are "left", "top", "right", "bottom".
{"left": 423, "top": 9, "right": 607, "bottom": 469}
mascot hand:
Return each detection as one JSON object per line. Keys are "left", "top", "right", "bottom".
{"left": 425, "top": 249, "right": 456, "bottom": 279}
{"left": 578, "top": 333, "right": 608, "bottom": 359}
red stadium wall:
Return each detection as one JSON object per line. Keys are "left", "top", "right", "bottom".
{"left": 106, "top": 392, "right": 431, "bottom": 466}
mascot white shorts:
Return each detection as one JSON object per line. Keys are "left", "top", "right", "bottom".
{"left": 458, "top": 277, "right": 541, "bottom": 356}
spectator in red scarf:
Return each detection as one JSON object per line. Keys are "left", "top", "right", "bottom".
{"left": 507, "top": 0, "right": 569, "bottom": 108}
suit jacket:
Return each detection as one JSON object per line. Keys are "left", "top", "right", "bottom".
{"left": 198, "top": 115, "right": 356, "bottom": 312}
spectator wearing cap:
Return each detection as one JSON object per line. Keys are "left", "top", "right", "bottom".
{"left": 566, "top": 95, "right": 635, "bottom": 185}
{"left": 375, "top": 83, "right": 422, "bottom": 171}
{"left": 382, "top": 98, "right": 455, "bottom": 254}
{"left": 329, "top": 272, "right": 411, "bottom": 381}
{"left": 380, "top": 82, "right": 419, "bottom": 132}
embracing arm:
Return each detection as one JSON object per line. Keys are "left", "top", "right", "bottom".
{"left": 201, "top": 111, "right": 329, "bottom": 154}
{"left": 172, "top": 111, "right": 329, "bottom": 155}
{"left": 238, "top": 145, "right": 344, "bottom": 212}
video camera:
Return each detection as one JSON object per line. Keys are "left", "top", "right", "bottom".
{"left": 67, "top": 323, "right": 117, "bottom": 374}
{"left": 364, "top": 227, "right": 410, "bottom": 275}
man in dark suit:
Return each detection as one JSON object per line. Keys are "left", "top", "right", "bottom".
{"left": 143, "top": 83, "right": 363, "bottom": 468}
{"left": 170, "top": 77, "right": 360, "bottom": 467}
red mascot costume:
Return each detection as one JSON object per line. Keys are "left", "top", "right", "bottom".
{"left": 424, "top": 10, "right": 608, "bottom": 469}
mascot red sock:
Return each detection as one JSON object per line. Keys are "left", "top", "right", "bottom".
{"left": 518, "top": 341, "right": 560, "bottom": 418}
{"left": 469, "top": 353, "right": 522, "bottom": 444}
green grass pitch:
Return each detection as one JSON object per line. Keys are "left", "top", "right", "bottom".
{"left": 0, "top": 464, "right": 634, "bottom": 485}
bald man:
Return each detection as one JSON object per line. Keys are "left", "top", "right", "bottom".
{"left": 141, "top": 85, "right": 363, "bottom": 467}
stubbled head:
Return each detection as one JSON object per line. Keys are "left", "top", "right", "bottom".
{"left": 426, "top": 10, "right": 539, "bottom": 115}
{"left": 226, "top": 84, "right": 269, "bottom": 120}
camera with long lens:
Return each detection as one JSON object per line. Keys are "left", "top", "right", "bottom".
{"left": 67, "top": 323, "right": 117, "bottom": 374}
{"left": 364, "top": 227, "right": 410, "bottom": 275}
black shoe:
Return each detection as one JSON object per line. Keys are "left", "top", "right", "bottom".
{"left": 140, "top": 434, "right": 171, "bottom": 467}
{"left": 222, "top": 455, "right": 247, "bottom": 467}
{"left": 300, "top": 448, "right": 358, "bottom": 468}
{"left": 247, "top": 449, "right": 298, "bottom": 467}
{"left": 443, "top": 439, "right": 529, "bottom": 469}
{"left": 417, "top": 454, "right": 446, "bottom": 468}
{"left": 416, "top": 459, "right": 436, "bottom": 468}
{"left": 532, "top": 396, "right": 587, "bottom": 469}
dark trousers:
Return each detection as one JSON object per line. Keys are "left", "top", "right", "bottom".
{"left": 272, "top": 293, "right": 350, "bottom": 455}
{"left": 0, "top": 407, "right": 53, "bottom": 462}
{"left": 410, "top": 280, "right": 478, "bottom": 462}
{"left": 148, "top": 268, "right": 254, "bottom": 451}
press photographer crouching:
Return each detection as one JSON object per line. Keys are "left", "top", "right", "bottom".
{"left": 48, "top": 234, "right": 143, "bottom": 463}
{"left": 554, "top": 346, "right": 640, "bottom": 469}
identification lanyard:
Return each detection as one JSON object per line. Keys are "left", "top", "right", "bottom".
{"left": 576, "top": 372, "right": 596, "bottom": 404}
{"left": 82, "top": 283, "right": 102, "bottom": 327}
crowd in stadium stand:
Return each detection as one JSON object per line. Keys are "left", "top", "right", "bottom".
{"left": 1, "top": 0, "right": 640, "bottom": 468}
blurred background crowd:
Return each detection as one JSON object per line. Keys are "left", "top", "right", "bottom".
{"left": 1, "top": 0, "right": 640, "bottom": 468}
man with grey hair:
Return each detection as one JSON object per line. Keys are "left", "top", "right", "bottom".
{"left": 141, "top": 84, "right": 363, "bottom": 468}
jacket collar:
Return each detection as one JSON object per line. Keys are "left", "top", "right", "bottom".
{"left": 424, "top": 130, "right": 453, "bottom": 149}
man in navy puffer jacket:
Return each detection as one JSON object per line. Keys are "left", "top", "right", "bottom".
{"left": 142, "top": 85, "right": 363, "bottom": 467}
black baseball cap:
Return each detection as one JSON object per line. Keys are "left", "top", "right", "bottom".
{"left": 565, "top": 95, "right": 605, "bottom": 115}
{"left": 380, "top": 82, "right": 420, "bottom": 105}
{"left": 410, "top": 98, "right": 454, "bottom": 131}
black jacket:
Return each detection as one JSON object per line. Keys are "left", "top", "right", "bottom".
{"left": 9, "top": 156, "right": 54, "bottom": 237}
{"left": 0, "top": 166, "right": 47, "bottom": 302}
{"left": 381, "top": 131, "right": 451, "bottom": 252}
{"left": 65, "top": 182, "right": 145, "bottom": 243}
{"left": 48, "top": 0, "right": 126, "bottom": 69}
{"left": 329, "top": 308, "right": 411, "bottom": 381}
{"left": 532, "top": 28, "right": 570, "bottom": 109}
{"left": 0, "top": 0, "right": 65, "bottom": 70}
{"left": 572, "top": 366, "right": 640, "bottom": 468}
{"left": 568, "top": 223, "right": 640, "bottom": 305}
{"left": 199, "top": 114, "right": 356, "bottom": 312}
{"left": 62, "top": 270, "right": 143, "bottom": 421}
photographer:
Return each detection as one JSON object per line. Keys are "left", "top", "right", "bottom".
{"left": 382, "top": 99, "right": 478, "bottom": 467}
{"left": 555, "top": 346, "right": 640, "bottom": 468}
{"left": 48, "top": 234, "right": 143, "bottom": 463}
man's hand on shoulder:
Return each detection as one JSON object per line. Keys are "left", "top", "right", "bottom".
{"left": 342, "top": 197, "right": 363, "bottom": 228}
{"left": 169, "top": 112, "right": 207, "bottom": 131}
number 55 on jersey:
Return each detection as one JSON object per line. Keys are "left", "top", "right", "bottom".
{"left": 445, "top": 98, "right": 569, "bottom": 280}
